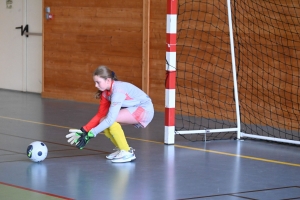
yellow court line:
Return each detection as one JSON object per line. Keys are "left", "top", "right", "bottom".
{"left": 175, "top": 145, "right": 300, "bottom": 167}
{"left": 1, "top": 115, "right": 300, "bottom": 167}
{"left": 0, "top": 116, "right": 72, "bottom": 129}
{"left": 126, "top": 136, "right": 164, "bottom": 145}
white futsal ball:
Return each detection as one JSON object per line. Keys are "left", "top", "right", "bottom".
{"left": 27, "top": 141, "right": 48, "bottom": 162}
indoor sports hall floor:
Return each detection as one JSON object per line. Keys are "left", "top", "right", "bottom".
{"left": 1, "top": 89, "right": 300, "bottom": 200}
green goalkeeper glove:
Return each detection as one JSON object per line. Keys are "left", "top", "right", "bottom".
{"left": 75, "top": 130, "right": 95, "bottom": 149}
{"left": 66, "top": 129, "right": 83, "bottom": 145}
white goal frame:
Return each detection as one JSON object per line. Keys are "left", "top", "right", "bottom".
{"left": 165, "top": 0, "right": 241, "bottom": 144}
{"left": 165, "top": 0, "right": 300, "bottom": 146}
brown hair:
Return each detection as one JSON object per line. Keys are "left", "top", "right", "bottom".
{"left": 94, "top": 65, "right": 118, "bottom": 99}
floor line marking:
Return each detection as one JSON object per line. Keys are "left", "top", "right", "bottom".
{"left": 0, "top": 116, "right": 73, "bottom": 129}
{"left": 174, "top": 144, "right": 300, "bottom": 167}
{"left": 0, "top": 181, "right": 74, "bottom": 200}
{"left": 1, "top": 115, "right": 300, "bottom": 167}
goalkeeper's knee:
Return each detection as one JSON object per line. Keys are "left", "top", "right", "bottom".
{"left": 109, "top": 122, "right": 123, "bottom": 133}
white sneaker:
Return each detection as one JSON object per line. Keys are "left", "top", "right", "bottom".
{"left": 111, "top": 148, "right": 136, "bottom": 163}
{"left": 106, "top": 148, "right": 120, "bottom": 160}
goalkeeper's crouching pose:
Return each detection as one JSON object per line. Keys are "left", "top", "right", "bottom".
{"left": 66, "top": 65, "right": 154, "bottom": 163}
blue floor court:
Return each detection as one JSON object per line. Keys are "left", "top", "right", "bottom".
{"left": 0, "top": 89, "right": 300, "bottom": 200}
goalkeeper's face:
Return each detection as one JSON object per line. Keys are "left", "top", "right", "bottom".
{"left": 93, "top": 75, "right": 111, "bottom": 91}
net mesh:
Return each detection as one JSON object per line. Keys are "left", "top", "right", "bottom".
{"left": 172, "top": 0, "right": 300, "bottom": 142}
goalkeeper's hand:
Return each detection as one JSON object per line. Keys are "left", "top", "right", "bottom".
{"left": 66, "top": 129, "right": 82, "bottom": 145}
{"left": 75, "top": 130, "right": 95, "bottom": 150}
{"left": 66, "top": 127, "right": 87, "bottom": 145}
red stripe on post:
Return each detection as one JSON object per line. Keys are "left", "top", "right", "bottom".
{"left": 165, "top": 107, "right": 175, "bottom": 126}
{"left": 166, "top": 33, "right": 176, "bottom": 44}
{"left": 165, "top": 71, "right": 176, "bottom": 89}
{"left": 167, "top": 0, "right": 178, "bottom": 14}
{"left": 166, "top": 44, "right": 176, "bottom": 52}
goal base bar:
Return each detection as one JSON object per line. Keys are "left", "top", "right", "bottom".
{"left": 240, "top": 132, "right": 300, "bottom": 145}
{"left": 176, "top": 128, "right": 238, "bottom": 134}
{"left": 165, "top": 127, "right": 238, "bottom": 144}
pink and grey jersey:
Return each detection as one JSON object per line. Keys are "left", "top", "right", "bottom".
{"left": 90, "top": 81, "right": 154, "bottom": 136}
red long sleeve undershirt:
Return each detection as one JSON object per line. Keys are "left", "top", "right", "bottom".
{"left": 82, "top": 93, "right": 110, "bottom": 132}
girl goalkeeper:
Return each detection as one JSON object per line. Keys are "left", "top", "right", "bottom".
{"left": 66, "top": 65, "right": 154, "bottom": 163}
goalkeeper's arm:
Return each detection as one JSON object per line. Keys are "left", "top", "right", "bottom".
{"left": 66, "top": 93, "right": 110, "bottom": 149}
{"left": 82, "top": 94, "right": 110, "bottom": 131}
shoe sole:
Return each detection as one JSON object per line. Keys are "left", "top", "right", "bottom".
{"left": 111, "top": 155, "right": 136, "bottom": 163}
{"left": 106, "top": 151, "right": 121, "bottom": 160}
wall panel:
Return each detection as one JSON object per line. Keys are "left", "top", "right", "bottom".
{"left": 43, "top": 0, "right": 143, "bottom": 104}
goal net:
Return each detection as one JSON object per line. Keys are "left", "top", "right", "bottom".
{"left": 165, "top": 0, "right": 300, "bottom": 144}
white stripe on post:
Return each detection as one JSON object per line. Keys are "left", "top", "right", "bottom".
{"left": 166, "top": 15, "right": 177, "bottom": 33}
{"left": 165, "top": 89, "right": 176, "bottom": 108}
{"left": 166, "top": 52, "right": 176, "bottom": 71}
{"left": 165, "top": 126, "right": 175, "bottom": 144}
